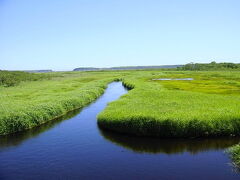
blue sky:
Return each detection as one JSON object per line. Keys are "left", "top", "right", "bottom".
{"left": 1, "top": 0, "right": 240, "bottom": 70}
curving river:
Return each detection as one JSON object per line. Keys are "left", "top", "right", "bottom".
{"left": 0, "top": 82, "right": 240, "bottom": 180}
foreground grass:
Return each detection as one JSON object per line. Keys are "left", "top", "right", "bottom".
{"left": 3, "top": 70, "right": 240, "bottom": 137}
{"left": 227, "top": 145, "right": 240, "bottom": 170}
{"left": 0, "top": 71, "right": 125, "bottom": 135}
{"left": 98, "top": 71, "right": 240, "bottom": 137}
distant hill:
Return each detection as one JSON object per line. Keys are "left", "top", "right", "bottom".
{"left": 23, "top": 70, "right": 53, "bottom": 73}
{"left": 73, "top": 65, "right": 183, "bottom": 71}
{"left": 73, "top": 67, "right": 100, "bottom": 71}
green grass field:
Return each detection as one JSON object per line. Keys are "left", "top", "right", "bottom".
{"left": 0, "top": 71, "right": 126, "bottom": 135}
{"left": 1, "top": 69, "right": 240, "bottom": 168}
{"left": 98, "top": 71, "right": 240, "bottom": 137}
{"left": 0, "top": 70, "right": 53, "bottom": 87}
{"left": 2, "top": 70, "right": 240, "bottom": 138}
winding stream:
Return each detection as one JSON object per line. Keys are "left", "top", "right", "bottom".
{"left": 0, "top": 82, "right": 240, "bottom": 180}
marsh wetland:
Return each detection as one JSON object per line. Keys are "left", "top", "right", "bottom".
{"left": 1, "top": 69, "right": 240, "bottom": 179}
{"left": 0, "top": 82, "right": 240, "bottom": 179}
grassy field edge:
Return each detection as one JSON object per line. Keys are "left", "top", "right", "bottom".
{"left": 0, "top": 79, "right": 112, "bottom": 136}
{"left": 98, "top": 73, "right": 240, "bottom": 138}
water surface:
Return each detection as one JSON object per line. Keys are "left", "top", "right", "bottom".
{"left": 0, "top": 82, "right": 239, "bottom": 180}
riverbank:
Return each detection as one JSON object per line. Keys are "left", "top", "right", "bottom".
{"left": 228, "top": 145, "right": 240, "bottom": 170}
{"left": 98, "top": 71, "right": 240, "bottom": 138}
{"left": 0, "top": 71, "right": 124, "bottom": 135}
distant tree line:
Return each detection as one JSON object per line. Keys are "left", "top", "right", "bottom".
{"left": 0, "top": 70, "right": 52, "bottom": 87}
{"left": 178, "top": 61, "right": 240, "bottom": 71}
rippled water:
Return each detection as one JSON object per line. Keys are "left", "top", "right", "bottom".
{"left": 0, "top": 82, "right": 239, "bottom": 180}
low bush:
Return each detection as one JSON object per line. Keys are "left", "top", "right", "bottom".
{"left": 0, "top": 70, "right": 51, "bottom": 87}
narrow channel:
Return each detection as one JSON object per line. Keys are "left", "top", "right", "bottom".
{"left": 0, "top": 82, "right": 239, "bottom": 180}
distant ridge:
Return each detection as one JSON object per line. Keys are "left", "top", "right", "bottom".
{"left": 73, "top": 65, "right": 183, "bottom": 71}
{"left": 23, "top": 70, "right": 53, "bottom": 73}
{"left": 73, "top": 67, "right": 100, "bottom": 71}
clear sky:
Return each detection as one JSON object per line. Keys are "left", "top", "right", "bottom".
{"left": 1, "top": 0, "right": 240, "bottom": 70}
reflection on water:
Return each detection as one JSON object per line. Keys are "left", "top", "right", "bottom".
{"left": 99, "top": 129, "right": 240, "bottom": 154}
{"left": 0, "top": 109, "right": 81, "bottom": 150}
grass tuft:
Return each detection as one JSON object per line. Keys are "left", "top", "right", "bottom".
{"left": 227, "top": 145, "right": 240, "bottom": 170}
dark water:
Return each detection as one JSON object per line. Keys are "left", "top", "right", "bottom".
{"left": 0, "top": 82, "right": 240, "bottom": 180}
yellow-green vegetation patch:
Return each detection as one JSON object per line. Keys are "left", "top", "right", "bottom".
{"left": 98, "top": 71, "right": 240, "bottom": 137}
{"left": 152, "top": 71, "right": 240, "bottom": 95}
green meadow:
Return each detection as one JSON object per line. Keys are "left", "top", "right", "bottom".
{"left": 0, "top": 70, "right": 52, "bottom": 87}
{"left": 98, "top": 71, "right": 240, "bottom": 137}
{"left": 1, "top": 69, "right": 240, "bottom": 169}
{"left": 0, "top": 71, "right": 125, "bottom": 135}
{"left": 1, "top": 70, "right": 240, "bottom": 138}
